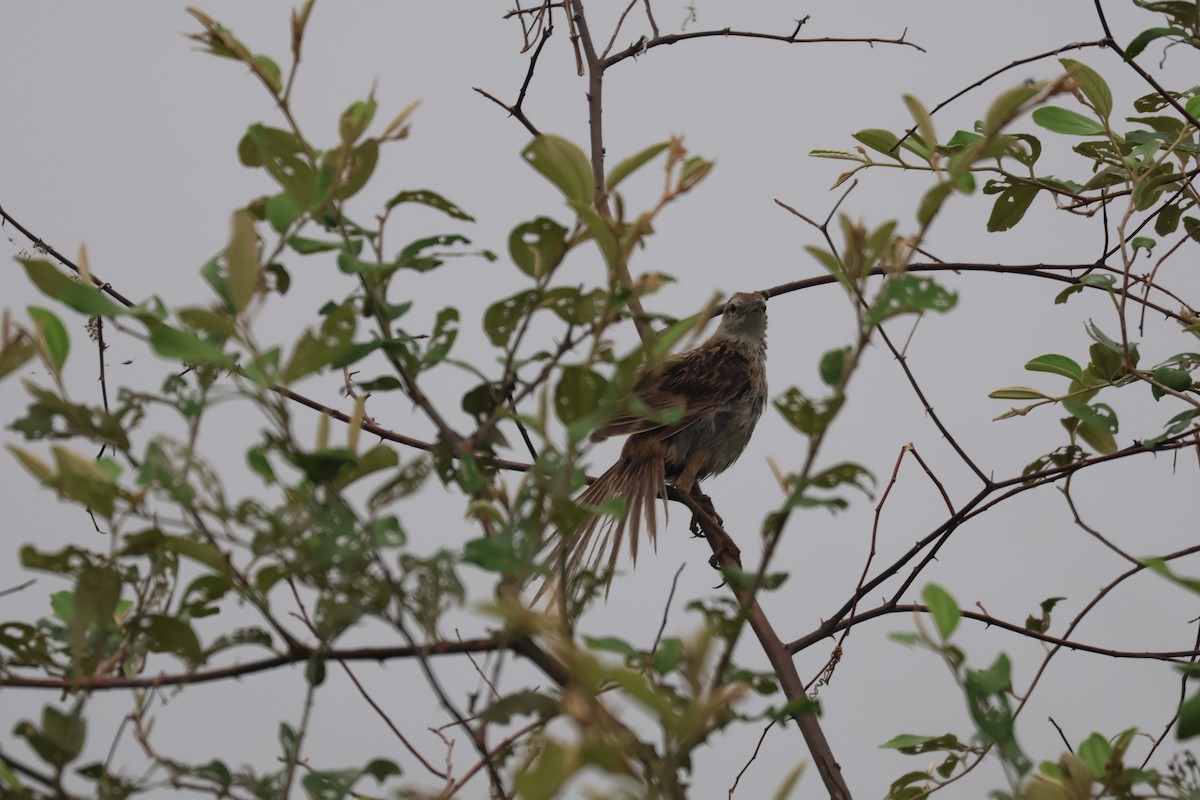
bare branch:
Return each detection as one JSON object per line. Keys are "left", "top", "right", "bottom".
{"left": 604, "top": 25, "right": 924, "bottom": 68}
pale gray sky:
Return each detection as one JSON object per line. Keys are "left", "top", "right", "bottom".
{"left": 2, "top": 2, "right": 1198, "bottom": 798}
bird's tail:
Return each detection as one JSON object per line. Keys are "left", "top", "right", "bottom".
{"left": 533, "top": 446, "right": 665, "bottom": 602}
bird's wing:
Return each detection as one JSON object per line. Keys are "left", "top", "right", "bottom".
{"left": 593, "top": 341, "right": 754, "bottom": 440}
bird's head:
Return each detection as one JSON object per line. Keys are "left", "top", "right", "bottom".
{"left": 717, "top": 291, "right": 768, "bottom": 346}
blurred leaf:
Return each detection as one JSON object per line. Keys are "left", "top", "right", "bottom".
{"left": 917, "top": 181, "right": 954, "bottom": 227}
{"left": 774, "top": 387, "right": 843, "bottom": 437}
{"left": 480, "top": 690, "right": 560, "bottom": 724}
{"left": 1084, "top": 320, "right": 1130, "bottom": 356}
{"left": 987, "top": 184, "right": 1039, "bottom": 232}
{"left": 903, "top": 94, "right": 937, "bottom": 153}
{"left": 1125, "top": 27, "right": 1187, "bottom": 60}
{"left": 289, "top": 236, "right": 340, "bottom": 254}
{"left": 15, "top": 705, "right": 85, "bottom": 769}
{"left": 265, "top": 192, "right": 301, "bottom": 234}
{"left": 1024, "top": 596, "right": 1064, "bottom": 634}
{"left": 484, "top": 290, "right": 537, "bottom": 347}
{"left": 922, "top": 584, "right": 960, "bottom": 638}
{"left": 384, "top": 188, "right": 474, "bottom": 221}
{"left": 653, "top": 638, "right": 682, "bottom": 675}
{"left": 584, "top": 635, "right": 639, "bottom": 658}
{"left": 983, "top": 84, "right": 1040, "bottom": 136}
{"left": 52, "top": 446, "right": 118, "bottom": 517}
{"left": 27, "top": 307, "right": 68, "bottom": 370}
{"left": 865, "top": 275, "right": 958, "bottom": 326}
{"left": 606, "top": 141, "right": 668, "bottom": 191}
{"left": 1025, "top": 354, "right": 1083, "bottom": 382}
{"left": 819, "top": 347, "right": 849, "bottom": 386}
{"left": 1032, "top": 106, "right": 1106, "bottom": 135}
{"left": 20, "top": 259, "right": 126, "bottom": 317}
{"left": 1075, "top": 420, "right": 1118, "bottom": 454}
{"left": 226, "top": 209, "right": 260, "bottom": 311}
{"left": 989, "top": 386, "right": 1053, "bottom": 400}
{"left": 331, "top": 139, "right": 379, "bottom": 202}
{"left": 554, "top": 365, "right": 606, "bottom": 426}
{"left": 1060, "top": 59, "right": 1112, "bottom": 118}
{"left": 148, "top": 325, "right": 233, "bottom": 366}
{"left": 852, "top": 128, "right": 903, "bottom": 160}
{"left": 135, "top": 614, "right": 204, "bottom": 665}
{"left": 339, "top": 95, "right": 377, "bottom": 146}
{"left": 523, "top": 134, "right": 594, "bottom": 206}
{"left": 1076, "top": 732, "right": 1111, "bottom": 777}
{"left": 508, "top": 217, "right": 569, "bottom": 278}
{"left": 1178, "top": 687, "right": 1200, "bottom": 739}
{"left": 1150, "top": 366, "right": 1192, "bottom": 399}
{"left": 1062, "top": 398, "right": 1117, "bottom": 432}
{"left": 881, "top": 733, "right": 968, "bottom": 753}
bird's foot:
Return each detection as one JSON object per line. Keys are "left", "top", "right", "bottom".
{"left": 688, "top": 492, "right": 723, "bottom": 536}
{"left": 708, "top": 539, "right": 742, "bottom": 570}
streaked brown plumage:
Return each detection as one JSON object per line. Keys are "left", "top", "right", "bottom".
{"left": 541, "top": 292, "right": 768, "bottom": 594}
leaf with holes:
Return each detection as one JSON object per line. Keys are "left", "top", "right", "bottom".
{"left": 865, "top": 275, "right": 957, "bottom": 326}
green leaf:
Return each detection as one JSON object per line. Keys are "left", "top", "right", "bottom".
{"left": 1084, "top": 319, "right": 1127, "bottom": 354}
{"left": 508, "top": 217, "right": 568, "bottom": 278}
{"left": 983, "top": 84, "right": 1041, "bottom": 136}
{"left": 1125, "top": 27, "right": 1186, "bottom": 60}
{"left": 363, "top": 759, "right": 402, "bottom": 782}
{"left": 461, "top": 532, "right": 522, "bottom": 573}
{"left": 987, "top": 184, "right": 1039, "bottom": 232}
{"left": 554, "top": 365, "right": 606, "bottom": 426}
{"left": 1031, "top": 106, "right": 1106, "bottom": 135}
{"left": 339, "top": 96, "right": 377, "bottom": 146}
{"left": 865, "top": 275, "right": 958, "bottom": 326}
{"left": 922, "top": 584, "right": 960, "bottom": 638}
{"left": 15, "top": 706, "right": 85, "bottom": 769}
{"left": 522, "top": 134, "right": 594, "bottom": 206}
{"left": 583, "top": 635, "right": 638, "bottom": 658}
{"left": 1179, "top": 687, "right": 1200, "bottom": 739}
{"left": 483, "top": 290, "right": 537, "bottom": 347}
{"left": 135, "top": 614, "right": 204, "bottom": 665}
{"left": 989, "top": 386, "right": 1053, "bottom": 400}
{"left": 1077, "top": 732, "right": 1111, "bottom": 777}
{"left": 880, "top": 733, "right": 967, "bottom": 753}
{"left": 253, "top": 54, "right": 283, "bottom": 94}
{"left": 571, "top": 201, "right": 619, "bottom": 266}
{"left": 808, "top": 149, "right": 865, "bottom": 162}
{"left": 288, "top": 236, "right": 341, "bottom": 254}
{"left": 27, "top": 307, "right": 69, "bottom": 370}
{"left": 148, "top": 325, "right": 233, "bottom": 366}
{"left": 1025, "top": 354, "right": 1083, "bottom": 381}
{"left": 653, "top": 638, "right": 683, "bottom": 675}
{"left": 1060, "top": 59, "right": 1112, "bottom": 119}
{"left": 1150, "top": 366, "right": 1192, "bottom": 399}
{"left": 819, "top": 347, "right": 849, "bottom": 386}
{"left": 1075, "top": 420, "right": 1118, "bottom": 454}
{"left": 606, "top": 141, "right": 669, "bottom": 191}
{"left": 852, "top": 128, "right": 902, "bottom": 160}
{"left": 69, "top": 566, "right": 121, "bottom": 658}
{"left": 19, "top": 259, "right": 126, "bottom": 317}
{"left": 917, "top": 181, "right": 954, "bottom": 227}
{"left": 479, "top": 690, "right": 560, "bottom": 725}
{"left": 903, "top": 94, "right": 937, "bottom": 154}
{"left": 331, "top": 139, "right": 379, "bottom": 202}
{"left": 384, "top": 188, "right": 474, "bottom": 221}
{"left": 225, "top": 209, "right": 260, "bottom": 311}
{"left": 265, "top": 192, "right": 301, "bottom": 234}
{"left": 774, "top": 387, "right": 843, "bottom": 437}
{"left": 1062, "top": 397, "right": 1117, "bottom": 432}
{"left": 807, "top": 462, "right": 875, "bottom": 496}
{"left": 422, "top": 307, "right": 459, "bottom": 369}
{"left": 398, "top": 233, "right": 471, "bottom": 272}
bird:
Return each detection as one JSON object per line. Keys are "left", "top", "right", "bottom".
{"left": 538, "top": 291, "right": 768, "bottom": 597}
